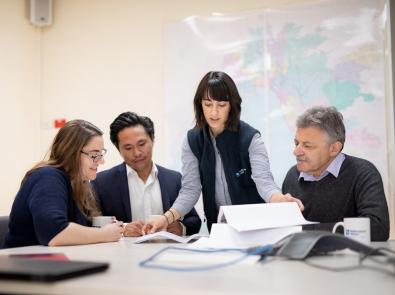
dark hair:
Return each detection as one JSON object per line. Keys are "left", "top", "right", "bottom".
{"left": 24, "top": 120, "right": 103, "bottom": 218}
{"left": 110, "top": 112, "right": 155, "bottom": 149}
{"left": 297, "top": 106, "right": 346, "bottom": 150}
{"left": 193, "top": 71, "right": 242, "bottom": 131}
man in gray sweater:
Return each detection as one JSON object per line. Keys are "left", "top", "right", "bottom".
{"left": 282, "top": 106, "right": 389, "bottom": 241}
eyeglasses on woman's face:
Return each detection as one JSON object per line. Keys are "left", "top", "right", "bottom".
{"left": 80, "top": 149, "right": 107, "bottom": 163}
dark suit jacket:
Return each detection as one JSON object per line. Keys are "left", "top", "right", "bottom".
{"left": 92, "top": 163, "right": 201, "bottom": 235}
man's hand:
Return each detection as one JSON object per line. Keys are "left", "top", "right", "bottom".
{"left": 167, "top": 221, "right": 183, "bottom": 236}
{"left": 270, "top": 193, "right": 305, "bottom": 211}
{"left": 123, "top": 220, "right": 145, "bottom": 237}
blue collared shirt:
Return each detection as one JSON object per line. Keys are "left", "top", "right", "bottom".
{"left": 299, "top": 153, "right": 345, "bottom": 181}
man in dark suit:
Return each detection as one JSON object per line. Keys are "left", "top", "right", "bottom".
{"left": 92, "top": 112, "right": 201, "bottom": 236}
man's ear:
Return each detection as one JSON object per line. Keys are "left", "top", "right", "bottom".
{"left": 330, "top": 141, "right": 342, "bottom": 156}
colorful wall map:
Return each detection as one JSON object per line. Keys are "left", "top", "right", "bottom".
{"left": 164, "top": 0, "right": 392, "bottom": 196}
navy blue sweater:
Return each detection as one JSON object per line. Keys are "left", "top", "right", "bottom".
{"left": 3, "top": 167, "right": 87, "bottom": 248}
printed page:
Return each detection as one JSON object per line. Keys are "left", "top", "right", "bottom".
{"left": 134, "top": 231, "right": 203, "bottom": 244}
{"left": 220, "top": 202, "right": 317, "bottom": 232}
{"left": 189, "top": 224, "right": 302, "bottom": 249}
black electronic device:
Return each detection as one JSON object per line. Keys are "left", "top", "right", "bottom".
{"left": 0, "top": 256, "right": 109, "bottom": 282}
{"left": 272, "top": 231, "right": 375, "bottom": 260}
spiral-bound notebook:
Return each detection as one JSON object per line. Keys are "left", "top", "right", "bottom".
{"left": 0, "top": 256, "right": 109, "bottom": 282}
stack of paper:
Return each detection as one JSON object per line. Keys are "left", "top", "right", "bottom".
{"left": 190, "top": 202, "right": 316, "bottom": 249}
{"left": 133, "top": 203, "right": 316, "bottom": 249}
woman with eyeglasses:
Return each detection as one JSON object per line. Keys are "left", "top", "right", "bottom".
{"left": 144, "top": 71, "right": 304, "bottom": 234}
{"left": 3, "top": 120, "right": 124, "bottom": 248}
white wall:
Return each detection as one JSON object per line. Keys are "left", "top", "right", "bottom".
{"left": 0, "top": 0, "right": 40, "bottom": 215}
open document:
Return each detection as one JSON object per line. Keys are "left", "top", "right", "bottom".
{"left": 136, "top": 202, "right": 317, "bottom": 248}
{"left": 134, "top": 231, "right": 204, "bottom": 244}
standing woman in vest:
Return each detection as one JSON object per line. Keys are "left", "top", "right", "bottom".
{"left": 3, "top": 120, "right": 124, "bottom": 248}
{"left": 144, "top": 71, "right": 304, "bottom": 233}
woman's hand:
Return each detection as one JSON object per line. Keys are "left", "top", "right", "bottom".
{"left": 142, "top": 215, "right": 168, "bottom": 235}
{"left": 48, "top": 221, "right": 124, "bottom": 246}
{"left": 101, "top": 221, "right": 124, "bottom": 242}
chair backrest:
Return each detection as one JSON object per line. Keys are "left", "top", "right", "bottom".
{"left": 0, "top": 216, "right": 9, "bottom": 248}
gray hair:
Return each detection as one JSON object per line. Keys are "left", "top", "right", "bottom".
{"left": 296, "top": 106, "right": 345, "bottom": 148}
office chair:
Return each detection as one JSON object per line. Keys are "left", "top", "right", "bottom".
{"left": 0, "top": 215, "right": 9, "bottom": 248}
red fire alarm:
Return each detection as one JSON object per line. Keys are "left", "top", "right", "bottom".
{"left": 54, "top": 118, "right": 67, "bottom": 129}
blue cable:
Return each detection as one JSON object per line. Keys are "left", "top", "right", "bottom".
{"left": 139, "top": 244, "right": 273, "bottom": 272}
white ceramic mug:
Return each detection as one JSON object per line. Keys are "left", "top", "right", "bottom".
{"left": 92, "top": 216, "right": 116, "bottom": 228}
{"left": 332, "top": 217, "right": 371, "bottom": 244}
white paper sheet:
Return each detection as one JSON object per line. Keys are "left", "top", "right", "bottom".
{"left": 134, "top": 231, "right": 203, "bottom": 244}
{"left": 189, "top": 224, "right": 302, "bottom": 249}
{"left": 217, "top": 202, "right": 317, "bottom": 231}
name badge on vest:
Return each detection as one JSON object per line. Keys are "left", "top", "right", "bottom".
{"left": 235, "top": 168, "right": 246, "bottom": 177}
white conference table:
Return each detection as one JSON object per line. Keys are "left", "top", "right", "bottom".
{"left": 0, "top": 237, "right": 394, "bottom": 295}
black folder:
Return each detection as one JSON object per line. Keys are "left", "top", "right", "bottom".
{"left": 0, "top": 256, "right": 109, "bottom": 282}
